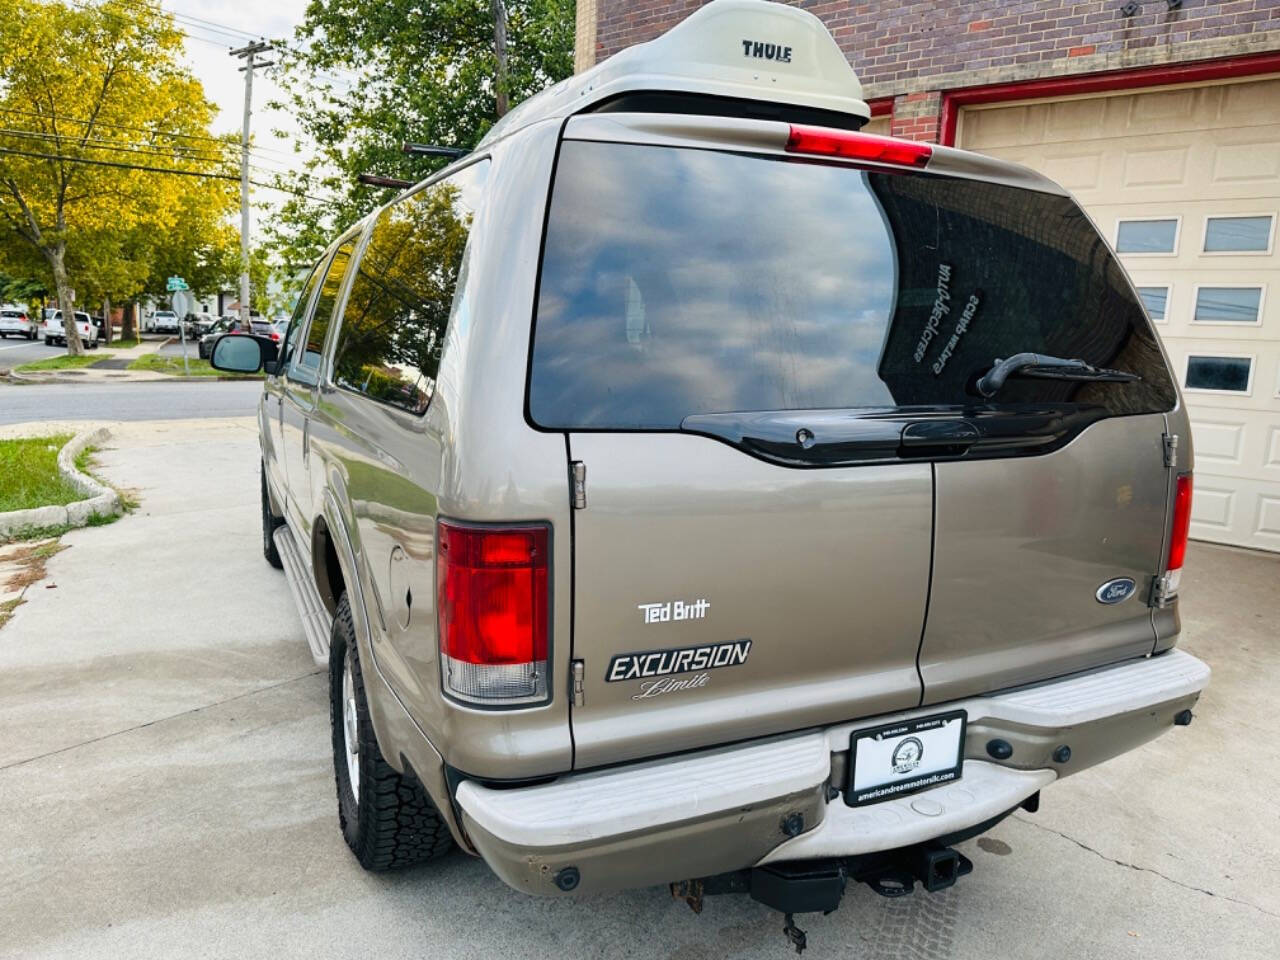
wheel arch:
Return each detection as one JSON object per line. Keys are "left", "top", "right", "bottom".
{"left": 313, "top": 485, "right": 469, "bottom": 848}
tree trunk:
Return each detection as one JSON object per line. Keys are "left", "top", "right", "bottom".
{"left": 122, "top": 301, "right": 137, "bottom": 341}
{"left": 492, "top": 0, "right": 509, "bottom": 117}
{"left": 48, "top": 247, "right": 85, "bottom": 355}
{"left": 102, "top": 293, "right": 113, "bottom": 345}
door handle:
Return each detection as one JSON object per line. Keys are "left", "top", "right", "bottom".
{"left": 899, "top": 420, "right": 980, "bottom": 451}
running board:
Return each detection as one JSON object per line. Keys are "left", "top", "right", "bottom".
{"left": 273, "top": 523, "right": 332, "bottom": 666}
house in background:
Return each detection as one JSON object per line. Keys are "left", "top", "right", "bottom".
{"left": 575, "top": 0, "right": 1280, "bottom": 552}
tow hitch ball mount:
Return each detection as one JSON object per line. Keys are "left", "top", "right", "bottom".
{"left": 671, "top": 843, "right": 973, "bottom": 954}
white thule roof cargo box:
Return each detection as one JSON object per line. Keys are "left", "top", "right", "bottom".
{"left": 478, "top": 0, "right": 872, "bottom": 149}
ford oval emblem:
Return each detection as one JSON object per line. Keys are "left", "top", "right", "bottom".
{"left": 1096, "top": 577, "right": 1137, "bottom": 605}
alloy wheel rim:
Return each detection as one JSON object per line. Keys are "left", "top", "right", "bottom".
{"left": 342, "top": 651, "right": 360, "bottom": 800}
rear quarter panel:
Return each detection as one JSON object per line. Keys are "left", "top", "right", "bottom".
{"left": 310, "top": 121, "right": 575, "bottom": 781}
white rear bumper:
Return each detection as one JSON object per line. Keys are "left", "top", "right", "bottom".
{"left": 456, "top": 649, "right": 1209, "bottom": 894}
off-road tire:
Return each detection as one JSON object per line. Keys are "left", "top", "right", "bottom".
{"left": 329, "top": 594, "right": 453, "bottom": 870}
{"left": 261, "top": 464, "right": 284, "bottom": 569}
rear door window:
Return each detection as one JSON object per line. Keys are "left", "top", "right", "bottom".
{"left": 331, "top": 160, "right": 489, "bottom": 414}
{"left": 529, "top": 140, "right": 1176, "bottom": 430}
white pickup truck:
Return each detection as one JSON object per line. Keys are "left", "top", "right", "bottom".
{"left": 41, "top": 310, "right": 100, "bottom": 348}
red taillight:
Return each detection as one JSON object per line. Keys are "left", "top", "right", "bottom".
{"left": 436, "top": 520, "right": 549, "bottom": 705}
{"left": 785, "top": 124, "right": 933, "bottom": 168}
{"left": 270, "top": 332, "right": 281, "bottom": 342}
{"left": 1167, "top": 474, "right": 1193, "bottom": 572}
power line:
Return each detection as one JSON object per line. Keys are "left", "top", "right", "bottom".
{"left": 0, "top": 145, "right": 333, "bottom": 203}
{"left": 0, "top": 144, "right": 236, "bottom": 179}
{"left": 0, "top": 126, "right": 232, "bottom": 166}
{"left": 0, "top": 105, "right": 296, "bottom": 161}
{"left": 92, "top": 0, "right": 363, "bottom": 88}
{"left": 0, "top": 127, "right": 293, "bottom": 177}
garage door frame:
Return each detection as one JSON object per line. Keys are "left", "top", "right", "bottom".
{"left": 938, "top": 50, "right": 1280, "bottom": 148}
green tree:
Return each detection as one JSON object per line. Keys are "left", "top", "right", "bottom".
{"left": 0, "top": 0, "right": 235, "bottom": 354}
{"left": 268, "top": 0, "right": 573, "bottom": 267}
{"left": 0, "top": 269, "right": 48, "bottom": 307}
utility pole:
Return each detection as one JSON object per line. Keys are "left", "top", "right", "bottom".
{"left": 230, "top": 41, "right": 273, "bottom": 330}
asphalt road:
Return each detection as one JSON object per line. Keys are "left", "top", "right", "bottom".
{"left": 0, "top": 380, "right": 263, "bottom": 424}
{"left": 0, "top": 333, "right": 171, "bottom": 370}
{"left": 0, "top": 419, "right": 1275, "bottom": 960}
{"left": 0, "top": 336, "right": 78, "bottom": 369}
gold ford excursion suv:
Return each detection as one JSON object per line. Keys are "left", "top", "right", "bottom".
{"left": 211, "top": 0, "right": 1208, "bottom": 945}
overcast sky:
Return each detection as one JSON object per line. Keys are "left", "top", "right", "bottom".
{"left": 167, "top": 0, "right": 319, "bottom": 192}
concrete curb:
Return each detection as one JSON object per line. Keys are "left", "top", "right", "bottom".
{"left": 0, "top": 427, "right": 121, "bottom": 538}
{"left": 4, "top": 369, "right": 263, "bottom": 385}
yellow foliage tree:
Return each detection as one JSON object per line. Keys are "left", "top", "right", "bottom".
{"left": 0, "top": 0, "right": 234, "bottom": 353}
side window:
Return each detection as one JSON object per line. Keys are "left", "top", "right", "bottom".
{"left": 330, "top": 160, "right": 489, "bottom": 414}
{"left": 289, "top": 239, "right": 356, "bottom": 384}
{"left": 279, "top": 260, "right": 324, "bottom": 370}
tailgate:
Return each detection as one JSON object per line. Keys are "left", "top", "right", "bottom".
{"left": 567, "top": 432, "right": 931, "bottom": 768}
{"left": 527, "top": 119, "right": 1180, "bottom": 769}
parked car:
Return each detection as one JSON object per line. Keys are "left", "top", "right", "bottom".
{"left": 0, "top": 308, "right": 36, "bottom": 340}
{"left": 42, "top": 310, "right": 99, "bottom": 348}
{"left": 148, "top": 309, "right": 180, "bottom": 334}
{"left": 191, "top": 313, "right": 219, "bottom": 338}
{"left": 211, "top": 0, "right": 1207, "bottom": 940}
{"left": 197, "top": 317, "right": 234, "bottom": 359}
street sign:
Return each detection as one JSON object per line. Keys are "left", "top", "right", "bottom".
{"left": 166, "top": 276, "right": 189, "bottom": 292}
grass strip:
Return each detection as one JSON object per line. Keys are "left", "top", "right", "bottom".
{"left": 15, "top": 353, "right": 113, "bottom": 372}
{"left": 0, "top": 434, "right": 82, "bottom": 511}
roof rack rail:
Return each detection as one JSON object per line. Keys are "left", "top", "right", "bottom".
{"left": 402, "top": 142, "right": 469, "bottom": 159}
{"left": 358, "top": 173, "right": 413, "bottom": 189}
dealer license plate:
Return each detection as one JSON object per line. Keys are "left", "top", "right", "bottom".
{"left": 846, "top": 710, "right": 966, "bottom": 807}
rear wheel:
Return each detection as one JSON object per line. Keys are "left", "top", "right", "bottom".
{"left": 261, "top": 464, "right": 283, "bottom": 569}
{"left": 329, "top": 594, "right": 453, "bottom": 870}
{"left": 44, "top": 337, "right": 52, "bottom": 346}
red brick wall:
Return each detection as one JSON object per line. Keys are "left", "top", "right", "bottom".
{"left": 589, "top": 0, "right": 1280, "bottom": 141}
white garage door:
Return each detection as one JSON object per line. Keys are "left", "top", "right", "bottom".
{"left": 862, "top": 114, "right": 889, "bottom": 136}
{"left": 959, "top": 78, "right": 1280, "bottom": 551}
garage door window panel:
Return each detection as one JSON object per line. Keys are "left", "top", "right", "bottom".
{"left": 1115, "top": 218, "right": 1180, "bottom": 256}
{"left": 1202, "top": 215, "right": 1275, "bottom": 255}
{"left": 1185, "top": 355, "right": 1254, "bottom": 395}
{"left": 1192, "top": 285, "right": 1265, "bottom": 326}
{"left": 1136, "top": 285, "right": 1170, "bottom": 322}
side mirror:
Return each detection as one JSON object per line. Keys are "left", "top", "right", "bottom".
{"left": 209, "top": 333, "right": 279, "bottom": 373}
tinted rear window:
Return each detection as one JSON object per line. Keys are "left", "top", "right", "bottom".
{"left": 528, "top": 141, "right": 1176, "bottom": 429}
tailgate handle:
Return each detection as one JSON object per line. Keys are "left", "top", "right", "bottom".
{"left": 900, "top": 420, "right": 980, "bottom": 451}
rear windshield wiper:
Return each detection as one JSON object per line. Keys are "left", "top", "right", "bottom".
{"left": 976, "top": 352, "right": 1141, "bottom": 398}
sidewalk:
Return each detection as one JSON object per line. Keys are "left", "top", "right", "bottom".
{"left": 10, "top": 337, "right": 250, "bottom": 384}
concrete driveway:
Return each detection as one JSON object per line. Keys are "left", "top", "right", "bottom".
{"left": 0, "top": 417, "right": 1276, "bottom": 959}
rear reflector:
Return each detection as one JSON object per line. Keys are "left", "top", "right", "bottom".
{"left": 1167, "top": 473, "right": 1193, "bottom": 572}
{"left": 785, "top": 125, "right": 932, "bottom": 168}
{"left": 436, "top": 520, "right": 549, "bottom": 706}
